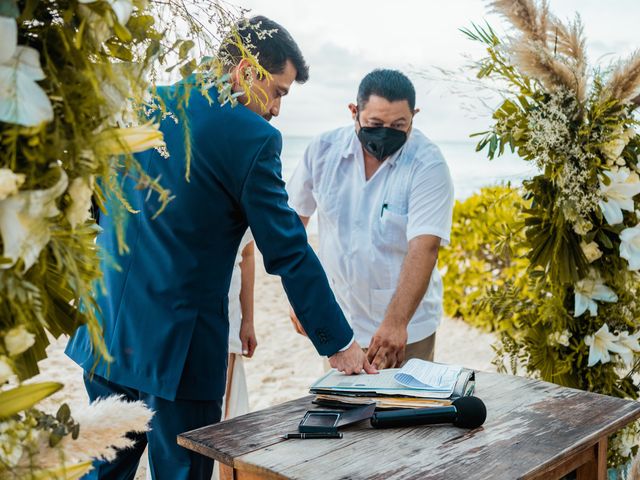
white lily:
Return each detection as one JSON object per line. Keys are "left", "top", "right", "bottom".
{"left": 599, "top": 168, "right": 640, "bottom": 225}
{"left": 66, "top": 176, "right": 95, "bottom": 228}
{"left": 0, "top": 167, "right": 68, "bottom": 271}
{"left": 95, "top": 122, "right": 165, "bottom": 156}
{"left": 0, "top": 16, "right": 17, "bottom": 64}
{"left": 619, "top": 223, "right": 640, "bottom": 271}
{"left": 78, "top": 0, "right": 134, "bottom": 26}
{"left": 4, "top": 326, "right": 36, "bottom": 356}
{"left": 0, "top": 168, "right": 25, "bottom": 201}
{"left": 573, "top": 273, "right": 618, "bottom": 317}
{"left": 0, "top": 16, "right": 54, "bottom": 127}
{"left": 584, "top": 324, "right": 629, "bottom": 367}
{"left": 0, "top": 356, "right": 12, "bottom": 384}
{"left": 616, "top": 331, "right": 640, "bottom": 367}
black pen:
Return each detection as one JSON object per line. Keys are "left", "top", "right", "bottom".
{"left": 281, "top": 432, "right": 343, "bottom": 439}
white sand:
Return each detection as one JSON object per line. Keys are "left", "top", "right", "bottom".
{"left": 32, "top": 234, "right": 497, "bottom": 475}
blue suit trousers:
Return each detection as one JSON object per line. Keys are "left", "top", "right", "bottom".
{"left": 81, "top": 372, "right": 222, "bottom": 480}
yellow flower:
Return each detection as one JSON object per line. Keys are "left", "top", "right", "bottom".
{"left": 4, "top": 325, "right": 36, "bottom": 356}
{"left": 95, "top": 122, "right": 165, "bottom": 156}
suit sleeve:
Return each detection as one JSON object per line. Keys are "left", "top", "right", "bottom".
{"left": 239, "top": 131, "right": 354, "bottom": 356}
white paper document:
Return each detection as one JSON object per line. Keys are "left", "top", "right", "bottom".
{"left": 393, "top": 359, "right": 462, "bottom": 392}
{"left": 309, "top": 359, "right": 463, "bottom": 399}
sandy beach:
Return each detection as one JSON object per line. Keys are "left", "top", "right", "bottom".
{"left": 32, "top": 234, "right": 497, "bottom": 475}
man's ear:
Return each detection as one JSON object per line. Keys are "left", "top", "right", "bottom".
{"left": 348, "top": 103, "right": 358, "bottom": 121}
{"left": 413, "top": 108, "right": 421, "bottom": 116}
{"left": 232, "top": 58, "right": 252, "bottom": 89}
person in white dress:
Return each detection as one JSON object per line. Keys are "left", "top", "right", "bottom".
{"left": 223, "top": 231, "right": 257, "bottom": 419}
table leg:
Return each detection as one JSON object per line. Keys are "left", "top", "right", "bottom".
{"left": 221, "top": 466, "right": 281, "bottom": 480}
{"left": 576, "top": 436, "right": 608, "bottom": 480}
{"left": 220, "top": 463, "right": 234, "bottom": 480}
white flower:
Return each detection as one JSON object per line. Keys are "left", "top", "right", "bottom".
{"left": 580, "top": 241, "right": 602, "bottom": 263}
{"left": 35, "top": 395, "right": 153, "bottom": 468}
{"left": 573, "top": 273, "right": 618, "bottom": 317}
{"left": 66, "top": 176, "right": 94, "bottom": 228}
{"left": 602, "top": 127, "right": 636, "bottom": 164}
{"left": 619, "top": 223, "right": 640, "bottom": 271}
{"left": 0, "top": 166, "right": 68, "bottom": 271}
{"left": 612, "top": 426, "right": 638, "bottom": 458}
{"left": 572, "top": 218, "right": 593, "bottom": 236}
{"left": 95, "top": 122, "right": 165, "bottom": 155}
{"left": 0, "top": 16, "right": 17, "bottom": 64}
{"left": 0, "top": 356, "right": 13, "bottom": 384}
{"left": 599, "top": 168, "right": 640, "bottom": 225}
{"left": 548, "top": 330, "right": 572, "bottom": 347}
{"left": 584, "top": 324, "right": 629, "bottom": 367}
{"left": 0, "top": 168, "right": 25, "bottom": 200}
{"left": 4, "top": 326, "right": 36, "bottom": 356}
{"left": 78, "top": 0, "right": 134, "bottom": 26}
{"left": 0, "top": 17, "right": 54, "bottom": 127}
{"left": 616, "top": 331, "right": 640, "bottom": 367}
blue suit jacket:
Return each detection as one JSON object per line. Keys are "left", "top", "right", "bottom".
{"left": 66, "top": 80, "right": 353, "bottom": 401}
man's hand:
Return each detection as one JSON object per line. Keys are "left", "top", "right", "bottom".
{"left": 239, "top": 321, "right": 258, "bottom": 358}
{"left": 289, "top": 306, "right": 308, "bottom": 336}
{"left": 329, "top": 341, "right": 378, "bottom": 375}
{"left": 367, "top": 321, "right": 408, "bottom": 369}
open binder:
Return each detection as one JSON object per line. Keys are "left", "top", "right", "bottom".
{"left": 310, "top": 361, "right": 475, "bottom": 409}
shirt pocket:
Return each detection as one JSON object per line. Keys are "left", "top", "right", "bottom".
{"left": 376, "top": 203, "right": 409, "bottom": 248}
{"left": 370, "top": 287, "right": 395, "bottom": 321}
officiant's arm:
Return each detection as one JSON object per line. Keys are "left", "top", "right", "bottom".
{"left": 367, "top": 234, "right": 440, "bottom": 369}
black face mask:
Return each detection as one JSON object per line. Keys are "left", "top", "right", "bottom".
{"left": 357, "top": 118, "right": 408, "bottom": 162}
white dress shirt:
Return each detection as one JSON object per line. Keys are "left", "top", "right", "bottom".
{"left": 287, "top": 126, "right": 454, "bottom": 345}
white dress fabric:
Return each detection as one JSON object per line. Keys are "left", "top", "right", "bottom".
{"left": 221, "top": 230, "right": 253, "bottom": 420}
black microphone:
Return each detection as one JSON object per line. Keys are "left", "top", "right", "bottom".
{"left": 370, "top": 396, "right": 487, "bottom": 429}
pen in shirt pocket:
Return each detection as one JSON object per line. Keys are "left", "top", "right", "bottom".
{"left": 380, "top": 203, "right": 388, "bottom": 217}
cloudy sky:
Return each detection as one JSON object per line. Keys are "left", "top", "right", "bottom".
{"left": 233, "top": 0, "right": 640, "bottom": 142}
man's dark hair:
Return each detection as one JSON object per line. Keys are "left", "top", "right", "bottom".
{"left": 357, "top": 69, "right": 416, "bottom": 111}
{"left": 219, "top": 15, "right": 309, "bottom": 83}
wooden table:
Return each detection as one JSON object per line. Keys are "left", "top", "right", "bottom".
{"left": 178, "top": 372, "right": 640, "bottom": 479}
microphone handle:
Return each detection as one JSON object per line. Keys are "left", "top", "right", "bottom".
{"left": 371, "top": 406, "right": 457, "bottom": 429}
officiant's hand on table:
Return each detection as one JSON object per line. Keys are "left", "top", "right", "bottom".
{"left": 367, "top": 321, "right": 408, "bottom": 370}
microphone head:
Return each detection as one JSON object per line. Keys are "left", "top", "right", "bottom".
{"left": 452, "top": 396, "right": 486, "bottom": 429}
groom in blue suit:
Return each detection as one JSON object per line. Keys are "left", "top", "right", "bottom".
{"left": 66, "top": 16, "right": 375, "bottom": 480}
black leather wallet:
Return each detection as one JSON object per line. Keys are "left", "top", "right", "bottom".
{"left": 298, "top": 403, "right": 376, "bottom": 434}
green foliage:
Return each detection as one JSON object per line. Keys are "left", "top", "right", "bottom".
{"left": 0, "top": 0, "right": 269, "bottom": 475}
{"left": 463, "top": 10, "right": 640, "bottom": 467}
{"left": 440, "top": 185, "right": 531, "bottom": 332}
{"left": 0, "top": 383, "right": 62, "bottom": 419}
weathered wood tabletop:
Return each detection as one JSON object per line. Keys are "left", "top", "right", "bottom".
{"left": 178, "top": 371, "right": 640, "bottom": 480}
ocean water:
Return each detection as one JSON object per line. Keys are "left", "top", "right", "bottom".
{"left": 280, "top": 135, "right": 537, "bottom": 201}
